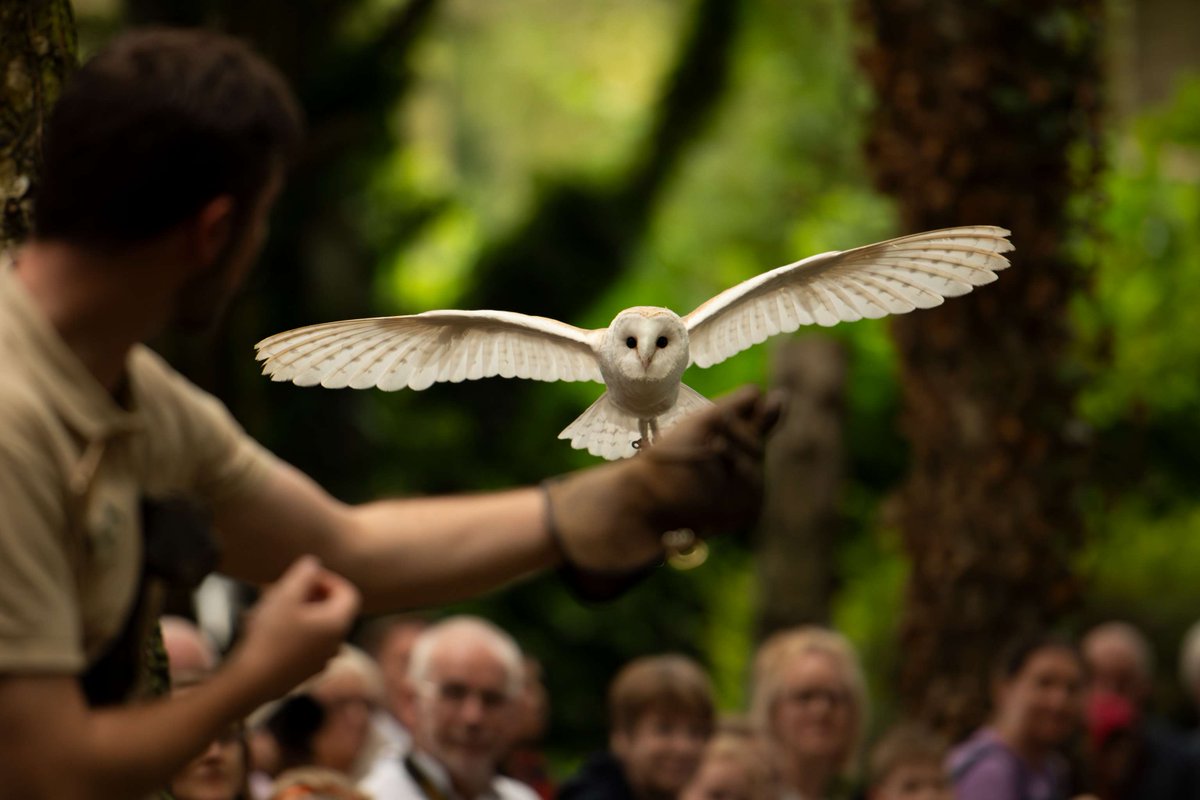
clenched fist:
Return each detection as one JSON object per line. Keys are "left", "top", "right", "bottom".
{"left": 226, "top": 556, "right": 360, "bottom": 702}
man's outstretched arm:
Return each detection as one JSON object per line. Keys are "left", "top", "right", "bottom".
{"left": 213, "top": 386, "right": 781, "bottom": 611}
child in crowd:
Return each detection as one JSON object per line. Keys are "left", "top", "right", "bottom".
{"left": 867, "top": 723, "right": 953, "bottom": 800}
{"left": 681, "top": 722, "right": 777, "bottom": 800}
{"left": 560, "top": 654, "right": 715, "bottom": 800}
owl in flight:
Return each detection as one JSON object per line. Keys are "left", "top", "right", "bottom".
{"left": 257, "top": 226, "right": 1012, "bottom": 460}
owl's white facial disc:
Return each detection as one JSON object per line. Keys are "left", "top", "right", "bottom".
{"left": 604, "top": 307, "right": 689, "bottom": 384}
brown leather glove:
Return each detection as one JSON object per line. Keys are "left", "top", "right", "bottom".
{"left": 543, "top": 386, "right": 782, "bottom": 576}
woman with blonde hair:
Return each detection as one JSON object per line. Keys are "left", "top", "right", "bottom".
{"left": 751, "top": 626, "right": 868, "bottom": 800}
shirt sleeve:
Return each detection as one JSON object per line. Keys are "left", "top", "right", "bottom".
{"left": 130, "top": 347, "right": 279, "bottom": 507}
{"left": 0, "top": 403, "right": 84, "bottom": 674}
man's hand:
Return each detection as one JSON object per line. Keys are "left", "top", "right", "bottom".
{"left": 0, "top": 558, "right": 358, "bottom": 800}
{"left": 226, "top": 556, "right": 360, "bottom": 701}
{"left": 544, "top": 385, "right": 782, "bottom": 572}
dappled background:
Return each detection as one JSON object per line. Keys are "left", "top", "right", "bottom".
{"left": 39, "top": 0, "right": 1200, "bottom": 763}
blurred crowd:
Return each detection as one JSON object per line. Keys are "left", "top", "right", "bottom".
{"left": 162, "top": 614, "right": 1200, "bottom": 800}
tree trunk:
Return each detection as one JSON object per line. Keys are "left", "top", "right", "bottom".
{"left": 0, "top": 0, "right": 77, "bottom": 250}
{"left": 755, "top": 338, "right": 848, "bottom": 639}
{"left": 856, "top": 0, "right": 1103, "bottom": 739}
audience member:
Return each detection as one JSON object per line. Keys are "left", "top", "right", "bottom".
{"left": 1080, "top": 621, "right": 1198, "bottom": 799}
{"left": 752, "top": 626, "right": 867, "bottom": 800}
{"left": 867, "top": 722, "right": 951, "bottom": 800}
{"left": 360, "top": 614, "right": 431, "bottom": 753}
{"left": 162, "top": 615, "right": 220, "bottom": 683}
{"left": 359, "top": 616, "right": 536, "bottom": 799}
{"left": 680, "top": 723, "right": 776, "bottom": 800}
{"left": 948, "top": 633, "right": 1084, "bottom": 800}
{"left": 1082, "top": 690, "right": 1139, "bottom": 800}
{"left": 271, "top": 766, "right": 371, "bottom": 800}
{"left": 162, "top": 616, "right": 251, "bottom": 800}
{"left": 302, "top": 645, "right": 389, "bottom": 781}
{"left": 1179, "top": 619, "right": 1200, "bottom": 727}
{"left": 502, "top": 654, "right": 556, "bottom": 799}
{"left": 251, "top": 694, "right": 330, "bottom": 797}
{"left": 560, "top": 654, "right": 714, "bottom": 800}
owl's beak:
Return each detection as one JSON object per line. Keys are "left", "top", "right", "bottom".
{"left": 638, "top": 345, "right": 655, "bottom": 369}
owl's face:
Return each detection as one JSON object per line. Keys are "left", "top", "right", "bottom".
{"left": 603, "top": 307, "right": 689, "bottom": 383}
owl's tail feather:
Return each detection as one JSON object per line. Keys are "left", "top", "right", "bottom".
{"left": 558, "top": 384, "right": 714, "bottom": 461}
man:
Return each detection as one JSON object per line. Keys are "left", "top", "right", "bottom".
{"left": 161, "top": 617, "right": 248, "bottom": 800}
{"left": 359, "top": 616, "right": 537, "bottom": 800}
{"left": 1081, "top": 621, "right": 1198, "bottom": 800}
{"left": 0, "top": 26, "right": 777, "bottom": 800}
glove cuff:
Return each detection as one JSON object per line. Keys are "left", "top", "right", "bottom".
{"left": 540, "top": 479, "right": 659, "bottom": 602}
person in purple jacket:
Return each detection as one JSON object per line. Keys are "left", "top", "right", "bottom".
{"left": 948, "top": 634, "right": 1086, "bottom": 800}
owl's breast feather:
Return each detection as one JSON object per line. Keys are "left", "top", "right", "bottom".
{"left": 606, "top": 375, "right": 680, "bottom": 418}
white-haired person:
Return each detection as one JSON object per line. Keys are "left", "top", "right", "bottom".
{"left": 751, "top": 626, "right": 868, "bottom": 800}
{"left": 359, "top": 615, "right": 536, "bottom": 800}
{"left": 1076, "top": 621, "right": 1197, "bottom": 800}
{"left": 161, "top": 616, "right": 252, "bottom": 800}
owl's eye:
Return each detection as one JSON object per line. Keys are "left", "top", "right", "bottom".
{"left": 626, "top": 337, "right": 637, "bottom": 348}
{"left": 656, "top": 336, "right": 668, "bottom": 348}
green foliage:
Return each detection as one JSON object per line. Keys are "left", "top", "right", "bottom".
{"left": 1072, "top": 75, "right": 1200, "bottom": 715}
{"left": 103, "top": 0, "right": 1200, "bottom": 759}
{"left": 352, "top": 0, "right": 910, "bottom": 757}
{"left": 1077, "top": 78, "right": 1200, "bottom": 431}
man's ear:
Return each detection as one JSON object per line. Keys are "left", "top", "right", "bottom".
{"left": 186, "top": 195, "right": 236, "bottom": 272}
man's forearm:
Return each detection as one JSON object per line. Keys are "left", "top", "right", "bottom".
{"left": 337, "top": 486, "right": 559, "bottom": 611}
{"left": 0, "top": 667, "right": 263, "bottom": 800}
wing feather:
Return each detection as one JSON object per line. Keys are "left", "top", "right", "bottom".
{"left": 685, "top": 226, "right": 1012, "bottom": 368}
{"left": 256, "top": 310, "right": 605, "bottom": 390}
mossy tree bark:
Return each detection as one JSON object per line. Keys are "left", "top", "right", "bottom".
{"left": 0, "top": 0, "right": 76, "bottom": 250}
{"left": 855, "top": 0, "right": 1104, "bottom": 738}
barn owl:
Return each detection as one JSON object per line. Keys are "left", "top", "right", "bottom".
{"left": 256, "top": 226, "right": 1012, "bottom": 460}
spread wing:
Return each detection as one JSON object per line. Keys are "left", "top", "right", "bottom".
{"left": 684, "top": 226, "right": 1013, "bottom": 368}
{"left": 256, "top": 310, "right": 605, "bottom": 391}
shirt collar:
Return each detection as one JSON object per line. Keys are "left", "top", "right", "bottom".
{"left": 409, "top": 749, "right": 503, "bottom": 800}
{"left": 0, "top": 255, "right": 144, "bottom": 441}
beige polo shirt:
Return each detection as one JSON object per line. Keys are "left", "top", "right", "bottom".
{"left": 0, "top": 259, "right": 278, "bottom": 675}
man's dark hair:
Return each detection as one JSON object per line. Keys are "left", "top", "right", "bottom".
{"left": 35, "top": 27, "right": 303, "bottom": 249}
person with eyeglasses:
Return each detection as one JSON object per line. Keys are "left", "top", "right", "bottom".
{"left": 162, "top": 617, "right": 252, "bottom": 800}
{"left": 750, "top": 626, "right": 869, "bottom": 800}
{"left": 280, "top": 645, "right": 388, "bottom": 784}
{"left": 359, "top": 616, "right": 537, "bottom": 800}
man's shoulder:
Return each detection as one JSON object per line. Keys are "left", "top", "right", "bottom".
{"left": 127, "top": 345, "right": 243, "bottom": 441}
{"left": 127, "top": 345, "right": 211, "bottom": 406}
{"left": 0, "top": 368, "right": 61, "bottom": 461}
